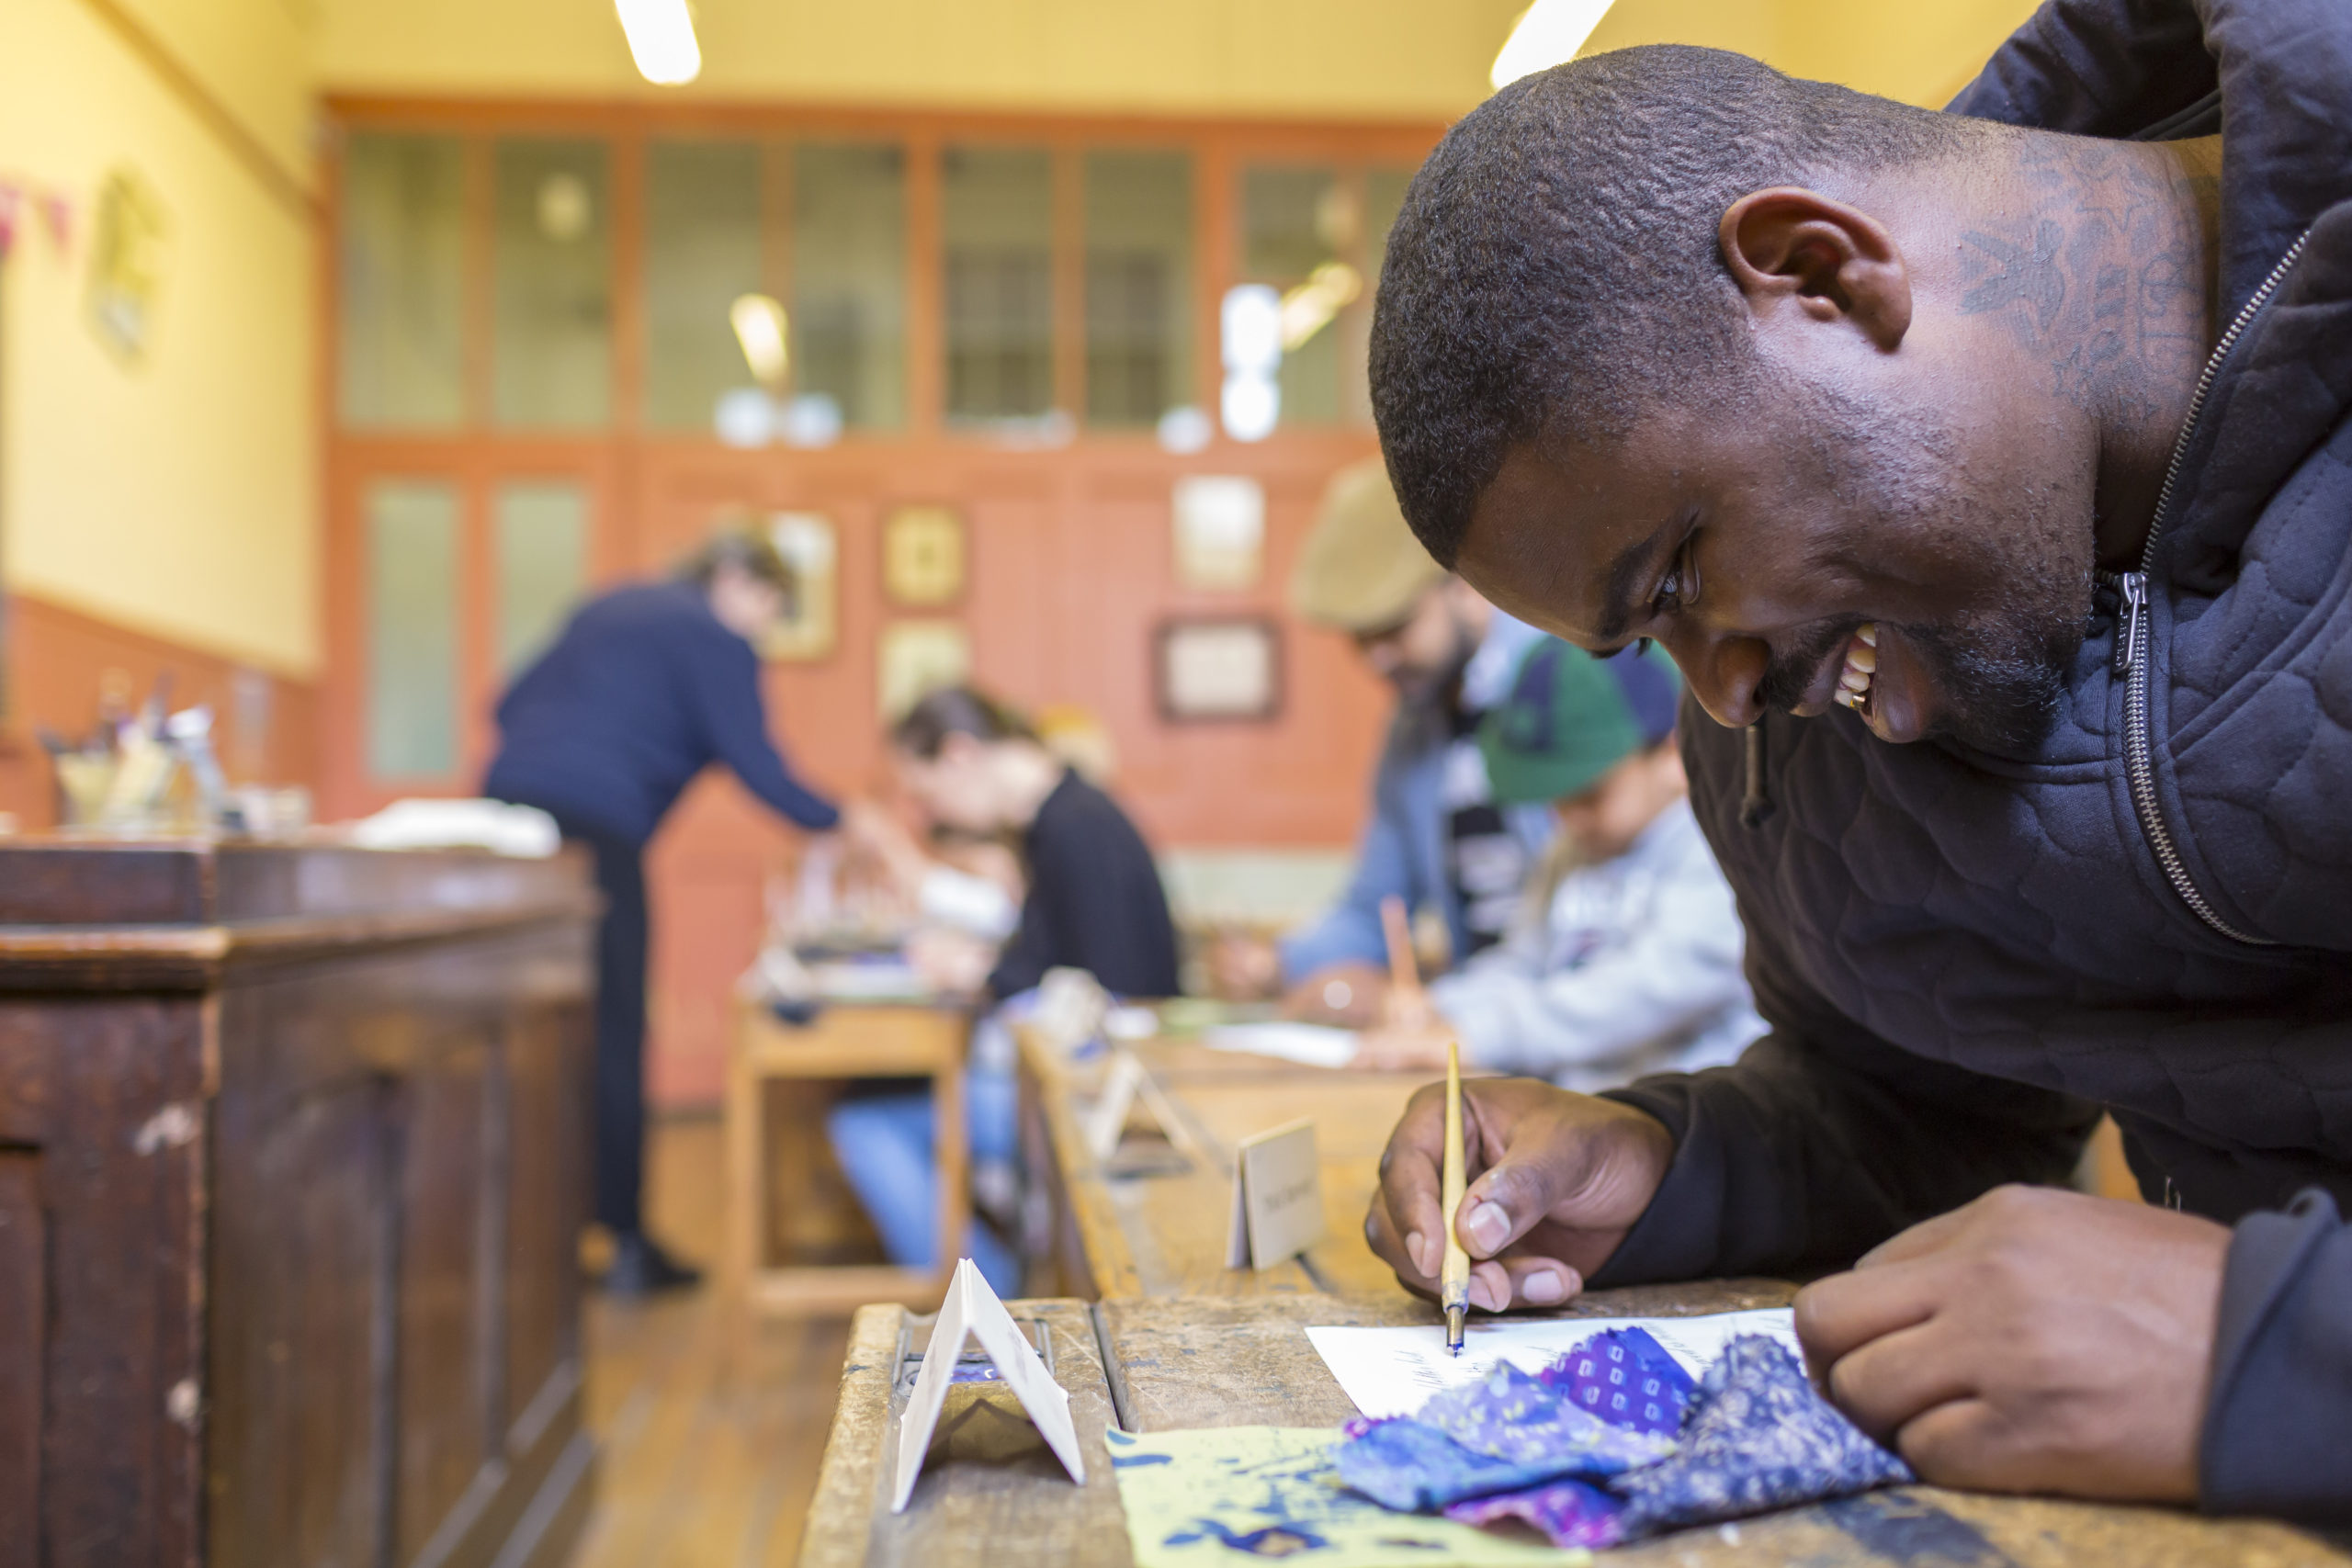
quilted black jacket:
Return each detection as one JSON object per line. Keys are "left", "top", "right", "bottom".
{"left": 1588, "top": 0, "right": 2352, "bottom": 1525}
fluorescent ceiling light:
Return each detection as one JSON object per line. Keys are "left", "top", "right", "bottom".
{"left": 616, "top": 0, "right": 701, "bottom": 86}
{"left": 1491, "top": 0, "right": 1616, "bottom": 90}
{"left": 730, "top": 293, "right": 787, "bottom": 387}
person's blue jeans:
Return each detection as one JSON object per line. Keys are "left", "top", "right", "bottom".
{"left": 827, "top": 1066, "right": 1020, "bottom": 1297}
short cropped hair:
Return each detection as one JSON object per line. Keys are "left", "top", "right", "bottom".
{"left": 1370, "top": 45, "right": 1971, "bottom": 567}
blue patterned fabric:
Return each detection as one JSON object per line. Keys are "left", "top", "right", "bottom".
{"left": 1534, "top": 1326, "right": 1693, "bottom": 1438}
{"left": 1613, "top": 1337, "right": 1913, "bottom": 1535}
{"left": 1333, "top": 1331, "right": 1911, "bottom": 1550}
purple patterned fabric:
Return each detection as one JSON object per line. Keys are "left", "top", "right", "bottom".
{"left": 1334, "top": 1330, "right": 1912, "bottom": 1551}
{"left": 1533, "top": 1326, "right": 1693, "bottom": 1438}
{"left": 1443, "top": 1476, "right": 1631, "bottom": 1548}
{"left": 1415, "top": 1361, "right": 1679, "bottom": 1470}
{"left": 1612, "top": 1336, "right": 1913, "bottom": 1534}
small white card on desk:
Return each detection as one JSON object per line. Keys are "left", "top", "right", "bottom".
{"left": 1225, "top": 1118, "right": 1327, "bottom": 1270}
{"left": 1083, "top": 1050, "right": 1191, "bottom": 1162}
{"left": 891, "top": 1258, "right": 1087, "bottom": 1512}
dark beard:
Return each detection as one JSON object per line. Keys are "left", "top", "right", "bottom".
{"left": 1790, "top": 380, "right": 2090, "bottom": 755}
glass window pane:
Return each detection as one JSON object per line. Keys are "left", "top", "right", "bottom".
{"left": 366, "top": 479, "right": 460, "bottom": 779}
{"left": 1084, "top": 150, "right": 1192, "bottom": 428}
{"left": 1349, "top": 164, "right": 1419, "bottom": 426}
{"left": 496, "top": 481, "right": 589, "bottom": 674}
{"left": 493, "top": 139, "right": 611, "bottom": 428}
{"left": 1239, "top": 164, "right": 1343, "bottom": 427}
{"left": 793, "top": 143, "right": 906, "bottom": 431}
{"left": 942, "top": 145, "right": 1054, "bottom": 425}
{"left": 645, "top": 141, "right": 763, "bottom": 432}
{"left": 339, "top": 133, "right": 464, "bottom": 428}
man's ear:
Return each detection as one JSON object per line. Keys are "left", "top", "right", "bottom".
{"left": 1718, "top": 187, "right": 1911, "bottom": 352}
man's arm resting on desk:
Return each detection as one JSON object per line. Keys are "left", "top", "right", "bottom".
{"left": 2202, "top": 1190, "right": 2352, "bottom": 1524}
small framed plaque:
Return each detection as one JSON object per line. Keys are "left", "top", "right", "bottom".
{"left": 1156, "top": 617, "right": 1281, "bottom": 723}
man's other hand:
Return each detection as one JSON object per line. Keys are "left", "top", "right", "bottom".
{"left": 1796, "top": 1185, "right": 2230, "bottom": 1503}
{"left": 1366, "top": 1078, "right": 1672, "bottom": 1314}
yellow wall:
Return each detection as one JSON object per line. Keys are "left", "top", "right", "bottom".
{"left": 1587, "top": 0, "right": 2041, "bottom": 107}
{"left": 0, "top": 0, "right": 319, "bottom": 676}
{"left": 310, "top": 0, "right": 1525, "bottom": 119}
{"left": 309, "top": 0, "right": 2036, "bottom": 119}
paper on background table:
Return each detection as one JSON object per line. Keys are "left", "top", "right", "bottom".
{"left": 1306, "top": 1308, "right": 1799, "bottom": 1419}
{"left": 1107, "top": 1425, "right": 1585, "bottom": 1567}
{"left": 1198, "top": 1021, "right": 1358, "bottom": 1069}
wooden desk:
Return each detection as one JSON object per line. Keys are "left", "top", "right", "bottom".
{"left": 800, "top": 1284, "right": 2346, "bottom": 1568}
{"left": 726, "top": 1000, "right": 969, "bottom": 1316}
{"left": 0, "top": 838, "right": 599, "bottom": 1568}
{"left": 1018, "top": 1031, "right": 1428, "bottom": 1299}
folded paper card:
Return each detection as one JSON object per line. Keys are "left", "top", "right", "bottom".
{"left": 1105, "top": 1425, "right": 1586, "bottom": 1567}
{"left": 1225, "top": 1119, "right": 1327, "bottom": 1270}
{"left": 892, "top": 1258, "right": 1086, "bottom": 1511}
{"left": 1084, "top": 1051, "right": 1194, "bottom": 1162}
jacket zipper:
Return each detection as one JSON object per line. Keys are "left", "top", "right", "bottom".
{"left": 2113, "top": 230, "right": 2311, "bottom": 947}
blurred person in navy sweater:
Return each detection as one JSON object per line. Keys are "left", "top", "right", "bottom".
{"left": 487, "top": 529, "right": 841, "bottom": 1296}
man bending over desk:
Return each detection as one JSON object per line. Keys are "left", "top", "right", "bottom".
{"left": 1363, "top": 0, "right": 2352, "bottom": 1529}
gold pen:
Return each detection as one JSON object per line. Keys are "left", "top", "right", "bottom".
{"left": 1441, "top": 1039, "right": 1470, "bottom": 1355}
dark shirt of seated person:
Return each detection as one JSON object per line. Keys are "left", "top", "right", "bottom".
{"left": 1358, "top": 2, "right": 2352, "bottom": 1530}
{"left": 888, "top": 685, "right": 1179, "bottom": 1002}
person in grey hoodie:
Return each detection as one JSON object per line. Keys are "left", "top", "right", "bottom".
{"left": 1360, "top": 0, "right": 2352, "bottom": 1528}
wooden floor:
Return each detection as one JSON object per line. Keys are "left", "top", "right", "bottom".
{"left": 571, "top": 1115, "right": 853, "bottom": 1568}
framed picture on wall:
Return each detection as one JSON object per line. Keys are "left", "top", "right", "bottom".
{"left": 761, "top": 511, "right": 839, "bottom": 661}
{"left": 882, "top": 504, "right": 966, "bottom": 607}
{"left": 1155, "top": 617, "right": 1282, "bottom": 723}
{"left": 1170, "top": 476, "right": 1264, "bottom": 592}
{"left": 877, "top": 620, "right": 972, "bottom": 722}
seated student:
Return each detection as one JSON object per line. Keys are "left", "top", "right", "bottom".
{"left": 830, "top": 686, "right": 1179, "bottom": 1293}
{"left": 1206, "top": 459, "right": 1552, "bottom": 1023}
{"left": 1354, "top": 640, "right": 1761, "bottom": 1089}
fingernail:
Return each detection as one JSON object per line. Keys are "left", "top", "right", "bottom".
{"left": 1406, "top": 1231, "right": 1429, "bottom": 1275}
{"left": 1521, "top": 1269, "right": 1567, "bottom": 1305}
{"left": 1468, "top": 1277, "right": 1499, "bottom": 1312}
{"left": 1464, "top": 1201, "right": 1510, "bottom": 1256}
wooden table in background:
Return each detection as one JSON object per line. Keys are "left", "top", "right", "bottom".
{"left": 726, "top": 1000, "right": 970, "bottom": 1316}
{"left": 0, "top": 838, "right": 600, "bottom": 1568}
{"left": 1017, "top": 1028, "right": 1431, "bottom": 1300}
{"left": 800, "top": 1281, "right": 2345, "bottom": 1567}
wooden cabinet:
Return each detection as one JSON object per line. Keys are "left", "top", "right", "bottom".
{"left": 0, "top": 840, "right": 600, "bottom": 1568}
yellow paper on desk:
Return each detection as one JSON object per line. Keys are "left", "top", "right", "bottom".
{"left": 1107, "top": 1426, "right": 1587, "bottom": 1567}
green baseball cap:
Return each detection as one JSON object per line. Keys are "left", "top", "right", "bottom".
{"left": 1478, "top": 638, "right": 1683, "bottom": 805}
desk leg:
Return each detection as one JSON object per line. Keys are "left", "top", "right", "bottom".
{"left": 931, "top": 1059, "right": 967, "bottom": 1297}
{"left": 723, "top": 1041, "right": 763, "bottom": 1324}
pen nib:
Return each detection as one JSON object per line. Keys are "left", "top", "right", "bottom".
{"left": 1445, "top": 1304, "right": 1464, "bottom": 1356}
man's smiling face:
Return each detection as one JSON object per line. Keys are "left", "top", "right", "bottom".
{"left": 1456, "top": 379, "right": 2097, "bottom": 753}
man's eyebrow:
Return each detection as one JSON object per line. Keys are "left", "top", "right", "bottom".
{"left": 1593, "top": 515, "right": 1679, "bottom": 645}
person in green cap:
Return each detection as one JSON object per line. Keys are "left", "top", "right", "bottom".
{"left": 1353, "top": 637, "right": 1760, "bottom": 1089}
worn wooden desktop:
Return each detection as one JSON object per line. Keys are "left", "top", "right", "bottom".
{"left": 801, "top": 1281, "right": 2344, "bottom": 1568}
{"left": 0, "top": 838, "right": 599, "bottom": 1568}
{"left": 1016, "top": 1026, "right": 1428, "bottom": 1300}
{"left": 805, "top": 1024, "right": 2351, "bottom": 1566}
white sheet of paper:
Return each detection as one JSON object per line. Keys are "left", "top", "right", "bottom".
{"left": 1305, "top": 1307, "right": 1800, "bottom": 1419}
{"left": 1223, "top": 1119, "right": 1327, "bottom": 1269}
{"left": 891, "top": 1259, "right": 1087, "bottom": 1512}
{"left": 1199, "top": 1021, "right": 1358, "bottom": 1069}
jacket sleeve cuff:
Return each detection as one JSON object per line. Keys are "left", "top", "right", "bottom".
{"left": 1582, "top": 1079, "right": 1724, "bottom": 1288}
{"left": 2200, "top": 1189, "right": 2352, "bottom": 1526}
